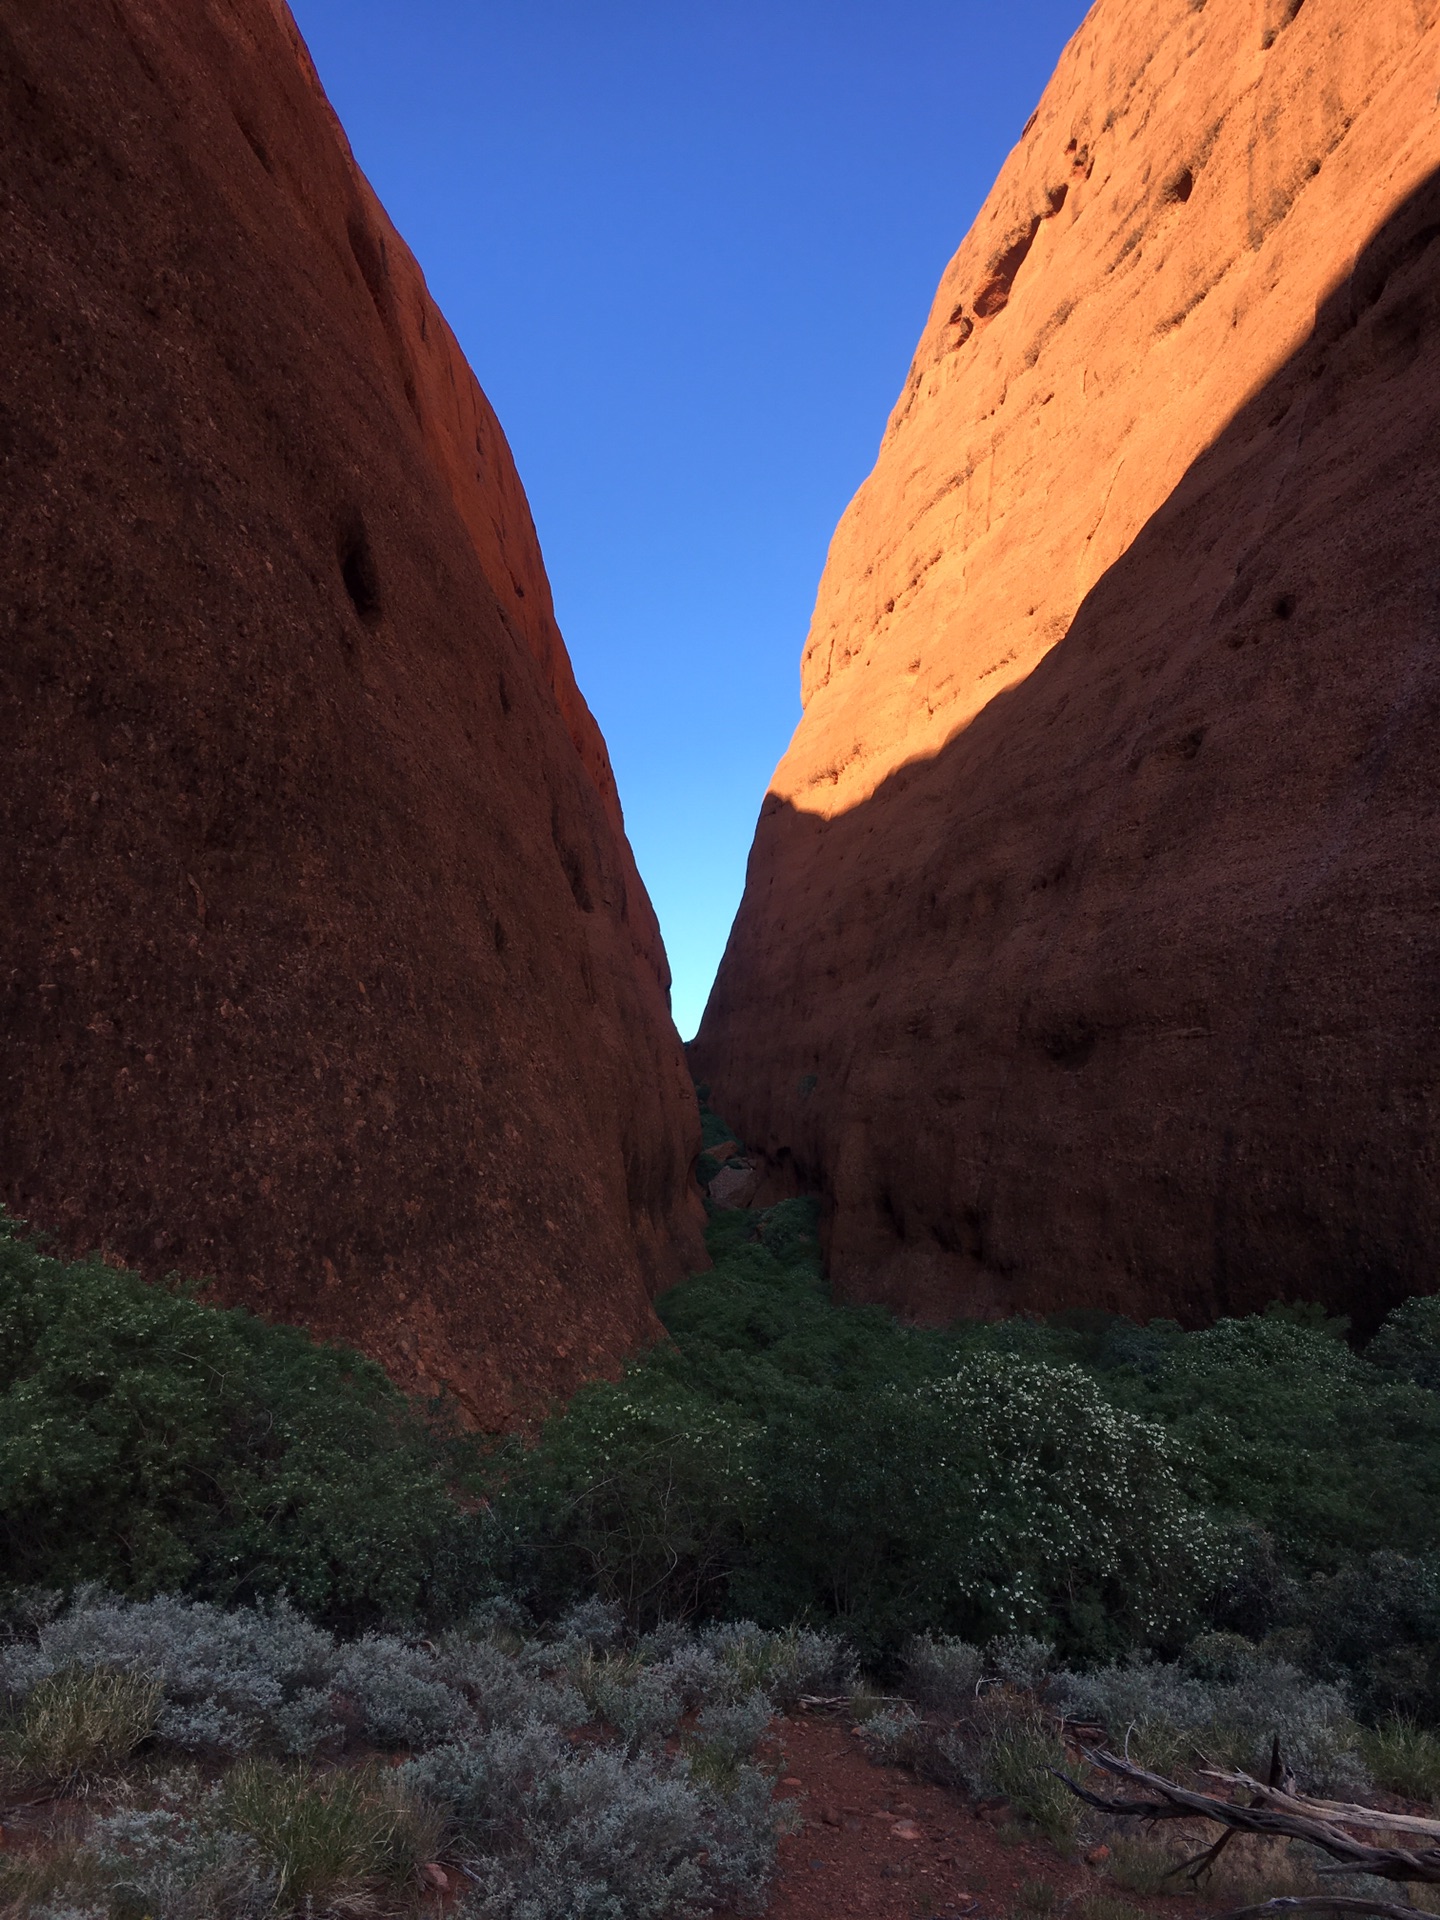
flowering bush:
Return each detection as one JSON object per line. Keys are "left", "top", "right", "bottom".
{"left": 921, "top": 1356, "right": 1233, "bottom": 1648}
{"left": 495, "top": 1212, "right": 1231, "bottom": 1657}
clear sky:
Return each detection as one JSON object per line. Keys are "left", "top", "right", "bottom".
{"left": 287, "top": 0, "right": 1091, "bottom": 1038}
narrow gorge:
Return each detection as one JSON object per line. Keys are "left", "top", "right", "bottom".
{"left": 5, "top": 6, "right": 1440, "bottom": 1915}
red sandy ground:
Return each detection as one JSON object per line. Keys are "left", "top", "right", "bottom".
{"left": 743, "top": 1708, "right": 1206, "bottom": 1920}
{"left": 1, "top": 1707, "right": 1216, "bottom": 1920}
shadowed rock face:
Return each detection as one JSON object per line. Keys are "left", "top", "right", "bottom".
{"left": 694, "top": 0, "right": 1440, "bottom": 1330}
{"left": 0, "top": 0, "right": 704, "bottom": 1424}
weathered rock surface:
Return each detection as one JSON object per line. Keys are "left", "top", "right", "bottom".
{"left": 0, "top": 0, "right": 703, "bottom": 1423}
{"left": 694, "top": 0, "right": 1440, "bottom": 1328}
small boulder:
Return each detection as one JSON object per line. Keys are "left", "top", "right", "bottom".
{"left": 708, "top": 1163, "right": 761, "bottom": 1208}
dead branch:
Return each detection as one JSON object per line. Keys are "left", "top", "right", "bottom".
{"left": 1225, "top": 1901, "right": 1440, "bottom": 1920}
{"left": 1196, "top": 1770, "right": 1440, "bottom": 1844}
{"left": 1057, "top": 1747, "right": 1440, "bottom": 1887}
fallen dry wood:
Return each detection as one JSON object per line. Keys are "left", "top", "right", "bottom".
{"left": 1226, "top": 1899, "right": 1440, "bottom": 1920}
{"left": 1197, "top": 1770, "right": 1440, "bottom": 1844}
{"left": 1059, "top": 1746, "right": 1440, "bottom": 1897}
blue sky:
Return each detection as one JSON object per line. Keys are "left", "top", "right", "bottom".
{"left": 288, "top": 0, "right": 1091, "bottom": 1037}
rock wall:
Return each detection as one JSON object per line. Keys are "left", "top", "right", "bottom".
{"left": 0, "top": 0, "right": 704, "bottom": 1424}
{"left": 694, "top": 0, "right": 1440, "bottom": 1329}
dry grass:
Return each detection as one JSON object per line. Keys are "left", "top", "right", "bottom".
{"left": 1101, "top": 1823, "right": 1386, "bottom": 1909}
{"left": 1075, "top": 1895, "right": 1148, "bottom": 1920}
{"left": 0, "top": 1837, "right": 103, "bottom": 1920}
{"left": 0, "top": 1666, "right": 161, "bottom": 1792}
{"left": 1102, "top": 1830, "right": 1189, "bottom": 1896}
{"left": 218, "top": 1759, "right": 442, "bottom": 1916}
{"left": 1362, "top": 1718, "right": 1440, "bottom": 1805}
{"left": 1014, "top": 1875, "right": 1063, "bottom": 1917}
{"left": 1203, "top": 1833, "right": 1333, "bottom": 1904}
{"left": 981, "top": 1694, "right": 1082, "bottom": 1853}
{"left": 847, "top": 1682, "right": 896, "bottom": 1724}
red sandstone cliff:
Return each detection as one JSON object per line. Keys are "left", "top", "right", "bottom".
{"left": 694, "top": 0, "right": 1440, "bottom": 1328}
{"left": 0, "top": 0, "right": 704, "bottom": 1424}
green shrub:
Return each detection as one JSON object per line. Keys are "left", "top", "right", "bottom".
{"left": 88, "top": 1801, "right": 278, "bottom": 1920}
{"left": 865, "top": 1689, "right": 1077, "bottom": 1848}
{"left": 0, "top": 1596, "right": 803, "bottom": 1918}
{"left": 10, "top": 1129, "right": 1440, "bottom": 1706}
{"left": 979, "top": 1696, "right": 1080, "bottom": 1852}
{"left": 903, "top": 1634, "right": 984, "bottom": 1715}
{"left": 487, "top": 1368, "right": 755, "bottom": 1625}
{"left": 1053, "top": 1639, "right": 1369, "bottom": 1795}
{"left": 402, "top": 1725, "right": 779, "bottom": 1917}
{"left": 698, "top": 1098, "right": 742, "bottom": 1151}
{"left": 708, "top": 1622, "right": 855, "bottom": 1707}
{"left": 0, "top": 1663, "right": 160, "bottom": 1788}
{"left": 683, "top": 1690, "right": 773, "bottom": 1792}
{"left": 1369, "top": 1298, "right": 1440, "bottom": 1393}
{"left": 0, "top": 1212, "right": 489, "bottom": 1627}
{"left": 498, "top": 1210, "right": 1239, "bottom": 1658}
{"left": 1109, "top": 1315, "right": 1440, "bottom": 1576}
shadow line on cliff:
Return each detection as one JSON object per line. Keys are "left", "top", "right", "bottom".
{"left": 696, "top": 165, "right": 1440, "bottom": 1330}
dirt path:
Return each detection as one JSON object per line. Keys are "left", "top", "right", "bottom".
{"left": 748, "top": 1709, "right": 1203, "bottom": 1920}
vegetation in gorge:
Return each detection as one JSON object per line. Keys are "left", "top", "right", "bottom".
{"left": 0, "top": 1211, "right": 490, "bottom": 1628}
{"left": 5, "top": 1096, "right": 1440, "bottom": 1720}
{"left": 0, "top": 1594, "right": 815, "bottom": 1918}
{"left": 5, "top": 1117, "right": 1440, "bottom": 1915}
{"left": 490, "top": 1155, "right": 1440, "bottom": 1689}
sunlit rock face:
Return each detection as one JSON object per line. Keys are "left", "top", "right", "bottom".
{"left": 0, "top": 0, "right": 704, "bottom": 1424}
{"left": 694, "top": 0, "right": 1440, "bottom": 1329}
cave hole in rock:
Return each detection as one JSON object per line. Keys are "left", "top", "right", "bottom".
{"left": 1272, "top": 593, "right": 1297, "bottom": 621}
{"left": 1043, "top": 1019, "right": 1098, "bottom": 1070}
{"left": 346, "top": 210, "right": 388, "bottom": 311}
{"left": 550, "top": 803, "right": 595, "bottom": 912}
{"left": 1260, "top": 3, "right": 1303, "bottom": 49}
{"left": 1164, "top": 166, "right": 1195, "bottom": 204}
{"left": 233, "top": 112, "right": 272, "bottom": 174}
{"left": 973, "top": 216, "right": 1042, "bottom": 317}
{"left": 338, "top": 520, "right": 382, "bottom": 625}
{"left": 561, "top": 847, "right": 594, "bottom": 912}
